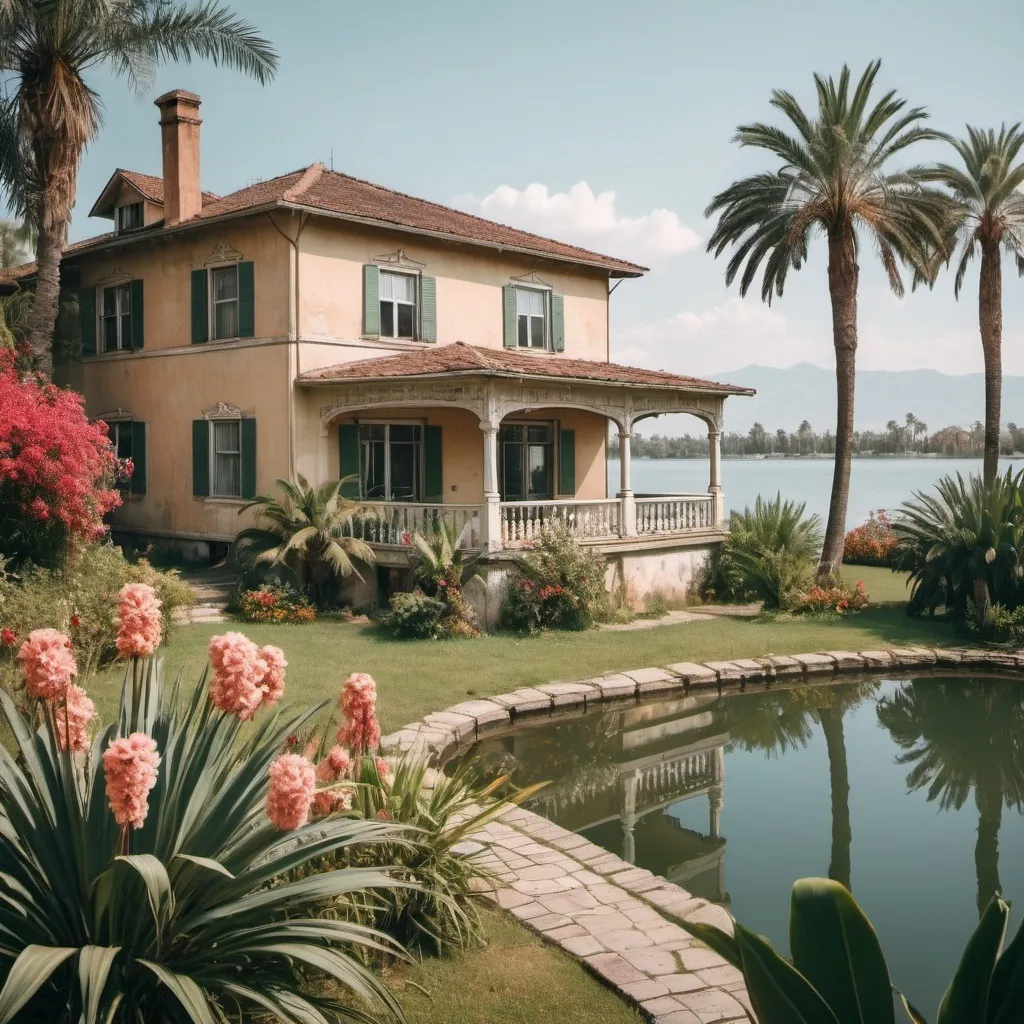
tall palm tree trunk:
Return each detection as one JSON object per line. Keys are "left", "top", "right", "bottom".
{"left": 979, "top": 241, "right": 1003, "bottom": 486}
{"left": 975, "top": 774, "right": 1003, "bottom": 918}
{"left": 819, "top": 228, "right": 859, "bottom": 578}
{"left": 819, "top": 705, "right": 852, "bottom": 891}
{"left": 24, "top": 218, "right": 65, "bottom": 378}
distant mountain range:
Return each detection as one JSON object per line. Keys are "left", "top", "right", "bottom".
{"left": 707, "top": 363, "right": 1024, "bottom": 434}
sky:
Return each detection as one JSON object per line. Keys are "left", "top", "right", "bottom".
{"left": 49, "top": 0, "right": 1024, "bottom": 381}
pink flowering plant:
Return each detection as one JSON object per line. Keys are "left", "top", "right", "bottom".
{"left": 0, "top": 601, "right": 412, "bottom": 1021}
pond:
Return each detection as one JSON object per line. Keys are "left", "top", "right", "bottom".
{"left": 458, "top": 675, "right": 1024, "bottom": 1018}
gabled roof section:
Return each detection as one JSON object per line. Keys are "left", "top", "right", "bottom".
{"left": 88, "top": 168, "right": 220, "bottom": 218}
{"left": 298, "top": 342, "right": 754, "bottom": 396}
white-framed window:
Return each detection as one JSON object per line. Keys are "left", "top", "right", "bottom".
{"left": 100, "top": 283, "right": 133, "bottom": 352}
{"left": 359, "top": 423, "right": 422, "bottom": 501}
{"left": 116, "top": 202, "right": 143, "bottom": 233}
{"left": 211, "top": 265, "right": 239, "bottom": 340}
{"left": 379, "top": 272, "right": 417, "bottom": 339}
{"left": 211, "top": 419, "right": 242, "bottom": 497}
{"left": 516, "top": 287, "right": 548, "bottom": 349}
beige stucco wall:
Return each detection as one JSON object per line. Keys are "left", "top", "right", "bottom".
{"left": 295, "top": 219, "right": 610, "bottom": 367}
{"left": 60, "top": 342, "right": 291, "bottom": 540}
{"left": 74, "top": 218, "right": 292, "bottom": 352}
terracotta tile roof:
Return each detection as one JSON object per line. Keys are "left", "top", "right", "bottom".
{"left": 0, "top": 232, "right": 117, "bottom": 283}
{"left": 298, "top": 342, "right": 754, "bottom": 395}
{"left": 87, "top": 168, "right": 220, "bottom": 218}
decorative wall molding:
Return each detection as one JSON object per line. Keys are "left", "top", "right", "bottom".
{"left": 509, "top": 271, "right": 553, "bottom": 288}
{"left": 372, "top": 248, "right": 426, "bottom": 271}
{"left": 203, "top": 401, "right": 253, "bottom": 420}
{"left": 95, "top": 269, "right": 133, "bottom": 287}
{"left": 201, "top": 239, "right": 244, "bottom": 267}
{"left": 96, "top": 407, "right": 133, "bottom": 422}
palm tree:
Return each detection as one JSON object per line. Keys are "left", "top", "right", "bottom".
{"left": 706, "top": 61, "right": 946, "bottom": 578}
{"left": 0, "top": 1, "right": 278, "bottom": 377}
{"left": 922, "top": 126, "right": 1024, "bottom": 485}
{"left": 886, "top": 419, "right": 900, "bottom": 453}
{"left": 233, "top": 476, "right": 375, "bottom": 609}
{"left": 877, "top": 680, "right": 1024, "bottom": 916}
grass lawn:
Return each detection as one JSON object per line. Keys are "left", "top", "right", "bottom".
{"left": 91, "top": 564, "right": 940, "bottom": 731}
{"left": 384, "top": 907, "right": 642, "bottom": 1024}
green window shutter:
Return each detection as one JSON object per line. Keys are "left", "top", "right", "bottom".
{"left": 240, "top": 418, "right": 257, "bottom": 499}
{"left": 339, "top": 424, "right": 361, "bottom": 498}
{"left": 551, "top": 293, "right": 565, "bottom": 352}
{"left": 190, "top": 269, "right": 208, "bottom": 344}
{"left": 419, "top": 275, "right": 437, "bottom": 342}
{"left": 424, "top": 425, "right": 443, "bottom": 501}
{"left": 192, "top": 419, "right": 210, "bottom": 497}
{"left": 130, "top": 421, "right": 147, "bottom": 495}
{"left": 237, "top": 261, "right": 255, "bottom": 338}
{"left": 130, "top": 279, "right": 144, "bottom": 349}
{"left": 362, "top": 264, "right": 380, "bottom": 336}
{"left": 502, "top": 285, "right": 517, "bottom": 348}
{"left": 79, "top": 288, "right": 96, "bottom": 355}
{"left": 558, "top": 428, "right": 576, "bottom": 496}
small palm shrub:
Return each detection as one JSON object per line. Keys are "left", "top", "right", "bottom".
{"left": 685, "top": 877, "right": 1024, "bottom": 1024}
{"left": 0, "top": 543, "right": 193, "bottom": 677}
{"left": 843, "top": 510, "right": 899, "bottom": 566}
{"left": 501, "top": 524, "right": 608, "bottom": 632}
{"left": 233, "top": 475, "right": 375, "bottom": 609}
{"left": 893, "top": 470, "right": 1024, "bottom": 618}
{"left": 707, "top": 494, "right": 822, "bottom": 609}
{"left": 383, "top": 589, "right": 448, "bottom": 639}
{"left": 410, "top": 521, "right": 480, "bottom": 636}
{"left": 0, "top": 594, "right": 409, "bottom": 1022}
{"left": 236, "top": 580, "right": 317, "bottom": 623}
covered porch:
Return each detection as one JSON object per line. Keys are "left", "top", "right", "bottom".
{"left": 296, "top": 343, "right": 752, "bottom": 554}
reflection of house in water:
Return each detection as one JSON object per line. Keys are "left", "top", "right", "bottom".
{"left": 497, "top": 694, "right": 730, "bottom": 906}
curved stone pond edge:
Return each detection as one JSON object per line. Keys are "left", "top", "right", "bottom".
{"left": 380, "top": 646, "right": 1020, "bottom": 1024}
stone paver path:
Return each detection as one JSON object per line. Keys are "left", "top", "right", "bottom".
{"left": 174, "top": 564, "right": 235, "bottom": 625}
{"left": 468, "top": 808, "right": 750, "bottom": 1023}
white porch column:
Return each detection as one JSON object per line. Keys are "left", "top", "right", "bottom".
{"left": 617, "top": 428, "right": 637, "bottom": 537}
{"left": 708, "top": 428, "right": 725, "bottom": 528}
{"left": 621, "top": 769, "right": 639, "bottom": 864}
{"left": 481, "top": 421, "right": 502, "bottom": 551}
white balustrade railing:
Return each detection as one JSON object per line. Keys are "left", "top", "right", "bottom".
{"left": 499, "top": 498, "right": 621, "bottom": 546}
{"left": 345, "top": 502, "right": 483, "bottom": 548}
{"left": 635, "top": 494, "right": 715, "bottom": 535}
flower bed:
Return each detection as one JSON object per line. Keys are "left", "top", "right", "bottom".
{"left": 793, "top": 579, "right": 870, "bottom": 615}
{"left": 236, "top": 581, "right": 317, "bottom": 623}
{"left": 843, "top": 510, "right": 898, "bottom": 567}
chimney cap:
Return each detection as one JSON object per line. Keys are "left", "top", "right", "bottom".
{"left": 154, "top": 88, "right": 201, "bottom": 108}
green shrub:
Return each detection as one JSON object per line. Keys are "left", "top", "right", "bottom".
{"left": 893, "top": 469, "right": 1024, "bottom": 618}
{"left": 383, "top": 589, "right": 449, "bottom": 638}
{"left": 236, "top": 580, "right": 317, "bottom": 623}
{"left": 0, "top": 543, "right": 194, "bottom": 675}
{"left": 500, "top": 524, "right": 607, "bottom": 632}
{"left": 0, "top": 631, "right": 409, "bottom": 1021}
{"left": 411, "top": 521, "right": 480, "bottom": 636}
{"left": 684, "top": 877, "right": 1024, "bottom": 1024}
{"left": 706, "top": 494, "right": 821, "bottom": 610}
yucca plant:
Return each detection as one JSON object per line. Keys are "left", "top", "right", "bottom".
{"left": 686, "top": 877, "right": 1024, "bottom": 1023}
{"left": 0, "top": 651, "right": 411, "bottom": 1022}
{"left": 411, "top": 521, "right": 480, "bottom": 636}
{"left": 711, "top": 494, "right": 822, "bottom": 609}
{"left": 234, "top": 474, "right": 375, "bottom": 608}
{"left": 892, "top": 470, "right": 1024, "bottom": 617}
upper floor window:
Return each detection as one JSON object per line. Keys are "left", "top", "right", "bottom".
{"left": 211, "top": 266, "right": 239, "bottom": 340}
{"left": 116, "top": 202, "right": 143, "bottom": 233}
{"left": 100, "top": 284, "right": 133, "bottom": 352}
{"left": 379, "top": 272, "right": 416, "bottom": 339}
{"left": 516, "top": 287, "right": 547, "bottom": 349}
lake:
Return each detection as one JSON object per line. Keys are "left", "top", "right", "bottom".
{"left": 607, "top": 456, "right": 1016, "bottom": 526}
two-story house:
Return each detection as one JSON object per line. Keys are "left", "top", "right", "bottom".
{"left": 5, "top": 88, "right": 752, "bottom": 621}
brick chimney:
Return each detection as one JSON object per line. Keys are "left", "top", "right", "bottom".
{"left": 155, "top": 89, "right": 202, "bottom": 225}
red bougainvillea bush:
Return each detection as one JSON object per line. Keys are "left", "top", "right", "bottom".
{"left": 0, "top": 352, "right": 120, "bottom": 566}
{"left": 843, "top": 510, "right": 898, "bottom": 567}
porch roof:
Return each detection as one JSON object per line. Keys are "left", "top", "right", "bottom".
{"left": 297, "top": 343, "right": 755, "bottom": 397}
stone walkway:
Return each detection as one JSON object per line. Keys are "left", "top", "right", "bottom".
{"left": 384, "top": 644, "right": 1024, "bottom": 1023}
{"left": 173, "top": 564, "right": 235, "bottom": 625}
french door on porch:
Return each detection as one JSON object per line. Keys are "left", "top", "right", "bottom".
{"left": 500, "top": 424, "right": 553, "bottom": 501}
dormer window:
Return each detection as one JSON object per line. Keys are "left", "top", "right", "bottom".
{"left": 116, "top": 202, "right": 143, "bottom": 233}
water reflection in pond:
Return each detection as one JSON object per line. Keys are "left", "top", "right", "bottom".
{"left": 456, "top": 676, "right": 1024, "bottom": 1017}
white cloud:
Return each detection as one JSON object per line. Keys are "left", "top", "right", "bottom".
{"left": 456, "top": 181, "right": 699, "bottom": 265}
{"left": 613, "top": 297, "right": 824, "bottom": 376}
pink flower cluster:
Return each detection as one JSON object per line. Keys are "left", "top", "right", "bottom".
{"left": 315, "top": 744, "right": 353, "bottom": 782}
{"left": 54, "top": 685, "right": 96, "bottom": 753}
{"left": 207, "top": 633, "right": 288, "bottom": 720}
{"left": 311, "top": 788, "right": 353, "bottom": 817}
{"left": 336, "top": 672, "right": 382, "bottom": 755}
{"left": 115, "top": 583, "right": 162, "bottom": 659}
{"left": 16, "top": 628, "right": 77, "bottom": 700}
{"left": 103, "top": 732, "right": 161, "bottom": 829}
{"left": 266, "top": 753, "right": 316, "bottom": 830}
